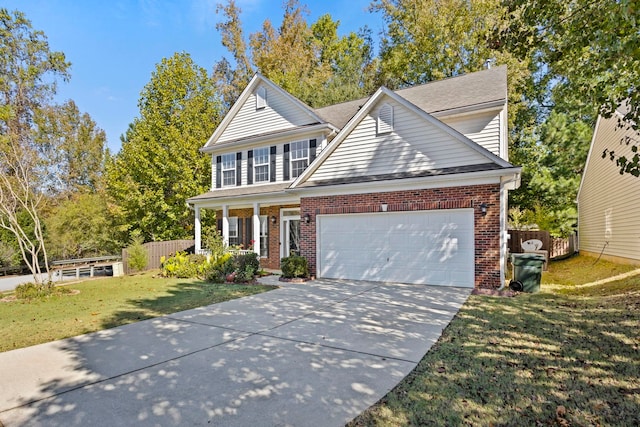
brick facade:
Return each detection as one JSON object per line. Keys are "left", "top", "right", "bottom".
{"left": 300, "top": 184, "right": 502, "bottom": 289}
{"left": 215, "top": 205, "right": 297, "bottom": 270}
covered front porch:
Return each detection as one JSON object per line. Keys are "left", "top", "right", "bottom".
{"left": 192, "top": 200, "right": 304, "bottom": 270}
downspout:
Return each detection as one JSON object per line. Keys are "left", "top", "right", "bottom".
{"left": 497, "top": 179, "right": 507, "bottom": 291}
{"left": 498, "top": 173, "right": 520, "bottom": 290}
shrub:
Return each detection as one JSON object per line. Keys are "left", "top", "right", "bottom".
{"left": 236, "top": 252, "right": 260, "bottom": 277}
{"left": 203, "top": 227, "right": 226, "bottom": 261}
{"left": 204, "top": 268, "right": 225, "bottom": 283}
{"left": 161, "top": 252, "right": 210, "bottom": 278}
{"left": 202, "top": 252, "right": 259, "bottom": 284}
{"left": 281, "top": 256, "right": 308, "bottom": 278}
{"left": 126, "top": 233, "right": 148, "bottom": 273}
{"left": 14, "top": 282, "right": 70, "bottom": 300}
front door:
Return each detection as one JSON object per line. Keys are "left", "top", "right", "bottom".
{"left": 281, "top": 209, "right": 301, "bottom": 258}
{"left": 285, "top": 219, "right": 301, "bottom": 256}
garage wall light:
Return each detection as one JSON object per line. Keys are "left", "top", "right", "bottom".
{"left": 480, "top": 202, "right": 488, "bottom": 216}
{"left": 270, "top": 215, "right": 277, "bottom": 224}
{"left": 303, "top": 213, "right": 311, "bottom": 224}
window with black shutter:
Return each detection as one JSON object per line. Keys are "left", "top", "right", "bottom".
{"left": 270, "top": 146, "right": 276, "bottom": 182}
{"left": 247, "top": 150, "right": 253, "bottom": 185}
{"left": 235, "top": 152, "right": 242, "bottom": 186}
{"left": 215, "top": 156, "right": 222, "bottom": 188}
{"left": 283, "top": 143, "right": 290, "bottom": 180}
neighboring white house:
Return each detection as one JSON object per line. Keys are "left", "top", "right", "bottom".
{"left": 188, "top": 66, "right": 521, "bottom": 288}
{"left": 578, "top": 105, "right": 640, "bottom": 265}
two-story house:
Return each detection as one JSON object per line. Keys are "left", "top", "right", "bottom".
{"left": 188, "top": 65, "right": 521, "bottom": 288}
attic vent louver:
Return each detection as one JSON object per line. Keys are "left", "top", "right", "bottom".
{"left": 256, "top": 86, "right": 267, "bottom": 110}
{"left": 377, "top": 103, "right": 394, "bottom": 135}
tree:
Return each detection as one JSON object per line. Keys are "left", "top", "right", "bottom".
{"left": 45, "top": 192, "right": 117, "bottom": 259}
{"left": 214, "top": 0, "right": 377, "bottom": 108}
{"left": 106, "top": 52, "right": 222, "bottom": 242}
{"left": 509, "top": 111, "right": 592, "bottom": 236}
{"left": 500, "top": 0, "right": 640, "bottom": 176}
{"left": 0, "top": 9, "right": 70, "bottom": 284}
{"left": 34, "top": 100, "right": 107, "bottom": 195}
{"left": 213, "top": 0, "right": 254, "bottom": 109}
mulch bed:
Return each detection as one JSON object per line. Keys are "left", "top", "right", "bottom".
{"left": 278, "top": 276, "right": 314, "bottom": 283}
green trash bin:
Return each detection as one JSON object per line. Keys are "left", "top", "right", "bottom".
{"left": 510, "top": 253, "right": 546, "bottom": 293}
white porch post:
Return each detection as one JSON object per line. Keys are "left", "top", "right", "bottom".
{"left": 194, "top": 206, "right": 202, "bottom": 253}
{"left": 253, "top": 202, "right": 261, "bottom": 257}
{"left": 222, "top": 204, "right": 230, "bottom": 247}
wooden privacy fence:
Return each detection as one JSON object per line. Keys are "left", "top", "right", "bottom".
{"left": 122, "top": 239, "right": 194, "bottom": 274}
{"left": 508, "top": 230, "right": 577, "bottom": 260}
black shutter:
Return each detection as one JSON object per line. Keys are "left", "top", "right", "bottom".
{"left": 247, "top": 150, "right": 253, "bottom": 185}
{"left": 309, "top": 139, "right": 317, "bottom": 163}
{"left": 238, "top": 219, "right": 243, "bottom": 246}
{"left": 216, "top": 218, "right": 222, "bottom": 233}
{"left": 283, "top": 143, "right": 290, "bottom": 180}
{"left": 245, "top": 218, "right": 252, "bottom": 247}
{"left": 215, "top": 156, "right": 222, "bottom": 188}
{"left": 270, "top": 146, "right": 276, "bottom": 182}
{"left": 236, "top": 152, "right": 242, "bottom": 186}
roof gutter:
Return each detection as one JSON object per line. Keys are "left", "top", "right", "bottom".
{"left": 200, "top": 123, "right": 339, "bottom": 153}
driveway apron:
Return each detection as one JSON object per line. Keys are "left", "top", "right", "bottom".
{"left": 0, "top": 279, "right": 471, "bottom": 427}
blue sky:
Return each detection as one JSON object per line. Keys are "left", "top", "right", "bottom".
{"left": 4, "top": 0, "right": 384, "bottom": 151}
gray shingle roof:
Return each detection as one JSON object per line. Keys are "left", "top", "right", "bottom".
{"left": 187, "top": 183, "right": 290, "bottom": 203}
{"left": 314, "top": 65, "right": 507, "bottom": 129}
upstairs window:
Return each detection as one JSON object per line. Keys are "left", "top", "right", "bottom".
{"left": 377, "top": 103, "right": 394, "bottom": 135}
{"left": 254, "top": 147, "right": 270, "bottom": 183}
{"left": 222, "top": 153, "right": 236, "bottom": 186}
{"left": 256, "top": 86, "right": 267, "bottom": 110}
{"left": 290, "top": 140, "right": 309, "bottom": 178}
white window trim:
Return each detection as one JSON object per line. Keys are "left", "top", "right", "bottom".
{"left": 290, "top": 140, "right": 309, "bottom": 179}
{"left": 259, "top": 215, "right": 268, "bottom": 258}
{"left": 221, "top": 153, "right": 236, "bottom": 187}
{"left": 228, "top": 217, "right": 238, "bottom": 245}
{"left": 254, "top": 147, "right": 270, "bottom": 183}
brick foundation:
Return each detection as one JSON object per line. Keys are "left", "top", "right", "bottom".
{"left": 300, "top": 184, "right": 502, "bottom": 289}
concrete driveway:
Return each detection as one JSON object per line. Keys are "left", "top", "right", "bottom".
{"left": 0, "top": 279, "right": 471, "bottom": 427}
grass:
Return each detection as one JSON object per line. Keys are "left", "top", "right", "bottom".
{"left": 0, "top": 271, "right": 275, "bottom": 353}
{"left": 349, "top": 255, "right": 640, "bottom": 426}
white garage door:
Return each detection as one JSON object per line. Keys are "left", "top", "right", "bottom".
{"left": 317, "top": 209, "right": 474, "bottom": 287}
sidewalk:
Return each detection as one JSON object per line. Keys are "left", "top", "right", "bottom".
{"left": 0, "top": 279, "right": 471, "bottom": 426}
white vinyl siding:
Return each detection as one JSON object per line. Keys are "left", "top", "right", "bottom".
{"left": 218, "top": 89, "right": 317, "bottom": 144}
{"left": 254, "top": 147, "right": 270, "bottom": 183}
{"left": 442, "top": 111, "right": 502, "bottom": 157}
{"left": 222, "top": 153, "right": 236, "bottom": 186}
{"left": 309, "top": 99, "right": 489, "bottom": 183}
{"left": 578, "top": 115, "right": 640, "bottom": 261}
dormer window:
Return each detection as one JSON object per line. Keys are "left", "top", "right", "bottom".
{"left": 377, "top": 103, "right": 394, "bottom": 135}
{"left": 256, "top": 86, "right": 267, "bottom": 110}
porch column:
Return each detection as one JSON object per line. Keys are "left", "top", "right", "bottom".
{"left": 253, "top": 202, "right": 261, "bottom": 257}
{"left": 194, "top": 206, "right": 201, "bottom": 253}
{"left": 222, "top": 204, "right": 230, "bottom": 247}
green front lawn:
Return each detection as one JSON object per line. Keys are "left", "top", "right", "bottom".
{"left": 0, "top": 272, "right": 275, "bottom": 353}
{"left": 349, "top": 255, "right": 640, "bottom": 426}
